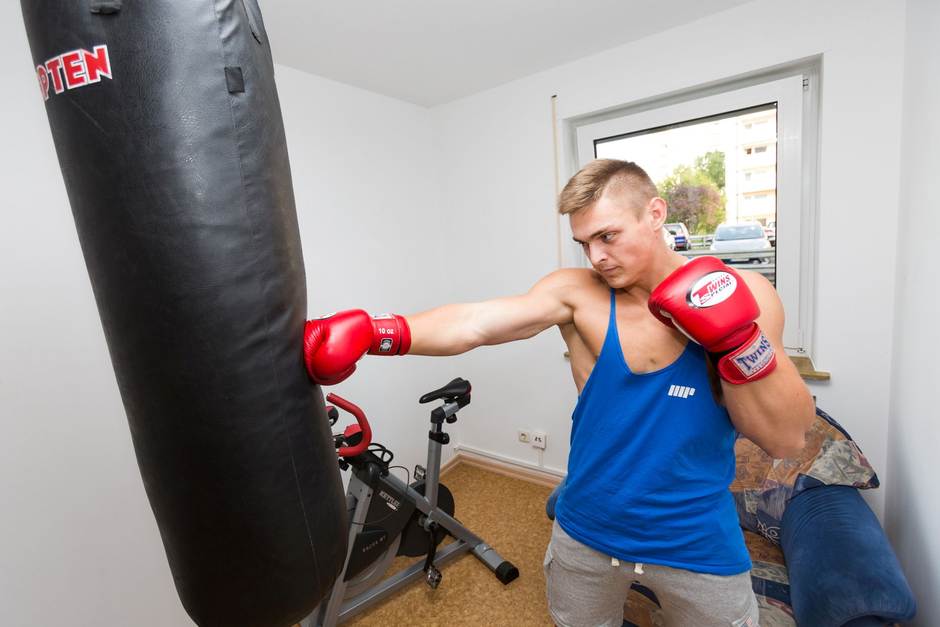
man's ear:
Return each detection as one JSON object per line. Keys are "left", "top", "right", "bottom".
{"left": 648, "top": 197, "right": 668, "bottom": 230}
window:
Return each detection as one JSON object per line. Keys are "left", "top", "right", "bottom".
{"left": 562, "top": 67, "right": 820, "bottom": 355}
{"left": 594, "top": 106, "right": 778, "bottom": 266}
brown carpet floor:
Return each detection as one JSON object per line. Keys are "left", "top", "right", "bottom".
{"left": 342, "top": 463, "right": 557, "bottom": 627}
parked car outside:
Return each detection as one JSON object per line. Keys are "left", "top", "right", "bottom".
{"left": 764, "top": 220, "right": 776, "bottom": 247}
{"left": 710, "top": 222, "right": 772, "bottom": 263}
{"left": 665, "top": 222, "right": 691, "bottom": 251}
{"left": 662, "top": 227, "right": 676, "bottom": 250}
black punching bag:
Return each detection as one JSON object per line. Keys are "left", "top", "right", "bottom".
{"left": 20, "top": 1, "right": 347, "bottom": 625}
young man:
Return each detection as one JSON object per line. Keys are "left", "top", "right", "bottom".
{"left": 303, "top": 159, "right": 816, "bottom": 626}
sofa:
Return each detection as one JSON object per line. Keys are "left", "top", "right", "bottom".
{"left": 545, "top": 407, "right": 917, "bottom": 626}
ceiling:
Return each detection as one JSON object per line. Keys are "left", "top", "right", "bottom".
{"left": 261, "top": 0, "right": 754, "bottom": 107}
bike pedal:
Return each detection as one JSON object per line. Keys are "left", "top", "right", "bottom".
{"left": 425, "top": 565, "right": 442, "bottom": 589}
{"left": 414, "top": 465, "right": 426, "bottom": 481}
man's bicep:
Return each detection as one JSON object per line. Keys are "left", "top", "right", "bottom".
{"left": 474, "top": 285, "right": 573, "bottom": 345}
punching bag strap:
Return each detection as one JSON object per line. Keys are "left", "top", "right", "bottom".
{"left": 90, "top": 0, "right": 122, "bottom": 14}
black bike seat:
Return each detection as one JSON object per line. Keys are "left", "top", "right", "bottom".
{"left": 419, "top": 377, "right": 471, "bottom": 404}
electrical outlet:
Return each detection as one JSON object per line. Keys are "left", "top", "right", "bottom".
{"left": 532, "top": 431, "right": 547, "bottom": 450}
{"left": 517, "top": 429, "right": 531, "bottom": 443}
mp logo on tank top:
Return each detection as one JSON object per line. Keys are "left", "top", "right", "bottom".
{"left": 34, "top": 45, "right": 112, "bottom": 102}
{"left": 667, "top": 384, "right": 696, "bottom": 399}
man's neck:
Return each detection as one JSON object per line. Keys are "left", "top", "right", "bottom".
{"left": 623, "top": 250, "right": 687, "bottom": 299}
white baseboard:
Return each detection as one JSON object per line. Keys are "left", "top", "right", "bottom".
{"left": 441, "top": 444, "right": 565, "bottom": 488}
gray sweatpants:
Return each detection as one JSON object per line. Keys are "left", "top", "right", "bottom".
{"left": 543, "top": 521, "right": 759, "bottom": 627}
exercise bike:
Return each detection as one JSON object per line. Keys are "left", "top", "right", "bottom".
{"left": 302, "top": 377, "right": 519, "bottom": 627}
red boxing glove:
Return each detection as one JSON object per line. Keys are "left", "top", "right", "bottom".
{"left": 303, "top": 309, "right": 411, "bottom": 385}
{"left": 648, "top": 257, "right": 776, "bottom": 384}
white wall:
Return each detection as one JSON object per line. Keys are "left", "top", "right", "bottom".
{"left": 432, "top": 0, "right": 907, "bottom": 520}
{"left": 0, "top": 12, "right": 186, "bottom": 625}
{"left": 276, "top": 64, "right": 454, "bottom": 483}
{"left": 0, "top": 9, "right": 443, "bottom": 625}
{"left": 884, "top": 0, "right": 940, "bottom": 624}
{"left": 3, "top": 0, "right": 931, "bottom": 623}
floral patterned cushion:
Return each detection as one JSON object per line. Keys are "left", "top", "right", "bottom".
{"left": 730, "top": 407, "right": 879, "bottom": 544}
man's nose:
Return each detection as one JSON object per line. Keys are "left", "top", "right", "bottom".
{"left": 587, "top": 245, "right": 607, "bottom": 266}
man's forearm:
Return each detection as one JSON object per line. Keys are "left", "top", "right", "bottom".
{"left": 406, "top": 285, "right": 569, "bottom": 356}
{"left": 722, "top": 359, "right": 815, "bottom": 459}
{"left": 406, "top": 303, "right": 484, "bottom": 356}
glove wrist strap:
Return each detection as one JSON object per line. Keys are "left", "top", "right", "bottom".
{"left": 368, "top": 314, "right": 411, "bottom": 356}
{"left": 711, "top": 325, "right": 777, "bottom": 384}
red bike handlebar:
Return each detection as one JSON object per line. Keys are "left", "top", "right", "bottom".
{"left": 325, "top": 392, "right": 372, "bottom": 458}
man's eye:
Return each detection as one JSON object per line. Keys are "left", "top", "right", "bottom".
{"left": 601, "top": 232, "right": 615, "bottom": 242}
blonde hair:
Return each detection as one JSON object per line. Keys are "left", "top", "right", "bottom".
{"left": 557, "top": 159, "right": 658, "bottom": 216}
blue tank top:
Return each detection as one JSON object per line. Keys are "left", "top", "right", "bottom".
{"left": 555, "top": 289, "right": 750, "bottom": 575}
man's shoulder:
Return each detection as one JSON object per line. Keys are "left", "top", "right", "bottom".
{"left": 735, "top": 269, "right": 777, "bottom": 303}
{"left": 538, "top": 267, "right": 605, "bottom": 290}
{"left": 735, "top": 268, "right": 785, "bottom": 332}
{"left": 531, "top": 268, "right": 608, "bottom": 319}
